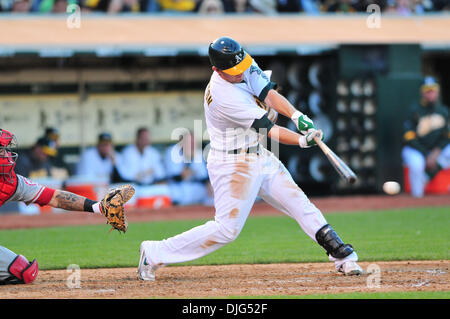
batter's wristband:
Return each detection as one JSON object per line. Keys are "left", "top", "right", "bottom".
{"left": 291, "top": 110, "right": 303, "bottom": 122}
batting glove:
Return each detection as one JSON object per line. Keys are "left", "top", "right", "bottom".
{"left": 291, "top": 111, "right": 315, "bottom": 135}
{"left": 299, "top": 129, "right": 323, "bottom": 148}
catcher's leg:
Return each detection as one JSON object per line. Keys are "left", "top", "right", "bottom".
{"left": 258, "top": 153, "right": 362, "bottom": 275}
{"left": 139, "top": 155, "right": 263, "bottom": 280}
{"left": 0, "top": 246, "right": 39, "bottom": 285}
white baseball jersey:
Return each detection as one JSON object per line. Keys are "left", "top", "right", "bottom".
{"left": 76, "top": 147, "right": 114, "bottom": 182}
{"left": 204, "top": 61, "right": 276, "bottom": 152}
{"left": 141, "top": 60, "right": 358, "bottom": 272}
{"left": 117, "top": 145, "right": 166, "bottom": 185}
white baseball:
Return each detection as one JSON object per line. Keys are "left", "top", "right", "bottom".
{"left": 383, "top": 181, "right": 401, "bottom": 195}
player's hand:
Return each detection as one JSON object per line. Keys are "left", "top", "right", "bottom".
{"left": 181, "top": 167, "right": 193, "bottom": 180}
{"left": 299, "top": 129, "right": 323, "bottom": 148}
{"left": 291, "top": 111, "right": 315, "bottom": 135}
{"left": 107, "top": 151, "right": 116, "bottom": 164}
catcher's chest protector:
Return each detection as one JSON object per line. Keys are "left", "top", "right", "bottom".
{"left": 0, "top": 173, "right": 17, "bottom": 207}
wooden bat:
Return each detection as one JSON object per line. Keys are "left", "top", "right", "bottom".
{"left": 313, "top": 134, "right": 357, "bottom": 184}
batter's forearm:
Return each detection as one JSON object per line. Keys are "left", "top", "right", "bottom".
{"left": 264, "top": 89, "right": 297, "bottom": 118}
{"left": 268, "top": 125, "right": 301, "bottom": 145}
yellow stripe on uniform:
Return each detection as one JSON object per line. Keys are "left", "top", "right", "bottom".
{"left": 421, "top": 84, "right": 439, "bottom": 92}
{"left": 222, "top": 52, "right": 253, "bottom": 76}
{"left": 404, "top": 131, "right": 416, "bottom": 141}
{"left": 41, "top": 145, "right": 57, "bottom": 157}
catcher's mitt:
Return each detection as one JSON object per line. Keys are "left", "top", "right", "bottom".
{"left": 100, "top": 184, "right": 135, "bottom": 233}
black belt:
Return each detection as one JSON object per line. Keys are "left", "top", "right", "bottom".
{"left": 227, "top": 144, "right": 260, "bottom": 155}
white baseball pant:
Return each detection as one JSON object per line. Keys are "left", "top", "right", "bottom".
{"left": 144, "top": 146, "right": 354, "bottom": 267}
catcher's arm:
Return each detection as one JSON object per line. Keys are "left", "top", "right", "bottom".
{"left": 48, "top": 190, "right": 97, "bottom": 212}
{"left": 47, "top": 184, "right": 135, "bottom": 233}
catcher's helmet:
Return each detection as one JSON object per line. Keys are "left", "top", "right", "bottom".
{"left": 208, "top": 36, "right": 253, "bottom": 75}
{"left": 0, "top": 129, "right": 18, "bottom": 182}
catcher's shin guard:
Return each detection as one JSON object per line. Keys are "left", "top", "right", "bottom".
{"left": 5, "top": 255, "right": 38, "bottom": 284}
{"left": 315, "top": 224, "right": 354, "bottom": 259}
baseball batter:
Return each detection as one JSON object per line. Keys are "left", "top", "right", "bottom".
{"left": 138, "top": 37, "right": 362, "bottom": 281}
{"left": 0, "top": 128, "right": 134, "bottom": 285}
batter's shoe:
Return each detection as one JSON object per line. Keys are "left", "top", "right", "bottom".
{"left": 138, "top": 241, "right": 159, "bottom": 281}
{"left": 338, "top": 260, "right": 363, "bottom": 276}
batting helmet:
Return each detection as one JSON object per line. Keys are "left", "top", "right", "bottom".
{"left": 208, "top": 36, "right": 253, "bottom": 76}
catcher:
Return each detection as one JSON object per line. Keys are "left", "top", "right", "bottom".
{"left": 0, "top": 128, "right": 134, "bottom": 285}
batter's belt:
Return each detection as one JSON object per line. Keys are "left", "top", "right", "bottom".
{"left": 227, "top": 144, "right": 260, "bottom": 155}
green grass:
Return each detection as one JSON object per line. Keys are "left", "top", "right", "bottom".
{"left": 231, "top": 291, "right": 450, "bottom": 299}
{"left": 0, "top": 206, "right": 449, "bottom": 270}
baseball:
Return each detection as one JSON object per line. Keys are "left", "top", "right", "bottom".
{"left": 383, "top": 181, "right": 401, "bottom": 195}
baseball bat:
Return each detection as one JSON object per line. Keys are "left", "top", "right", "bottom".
{"left": 313, "top": 135, "right": 357, "bottom": 184}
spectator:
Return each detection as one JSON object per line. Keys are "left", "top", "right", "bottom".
{"left": 11, "top": 0, "right": 31, "bottom": 12}
{"left": 144, "top": 0, "right": 160, "bottom": 11}
{"left": 402, "top": 76, "right": 449, "bottom": 198}
{"left": 1, "top": 0, "right": 18, "bottom": 11}
{"left": 40, "top": 127, "right": 68, "bottom": 173}
{"left": 108, "top": 0, "right": 141, "bottom": 12}
{"left": 14, "top": 137, "right": 68, "bottom": 179}
{"left": 249, "top": 0, "right": 277, "bottom": 13}
{"left": 300, "top": 0, "right": 321, "bottom": 13}
{"left": 198, "top": 0, "right": 224, "bottom": 13}
{"left": 78, "top": 0, "right": 110, "bottom": 12}
{"left": 44, "top": 127, "right": 59, "bottom": 149}
{"left": 384, "top": 0, "right": 425, "bottom": 14}
{"left": 29, "top": 0, "right": 72, "bottom": 12}
{"left": 157, "top": 0, "right": 196, "bottom": 12}
{"left": 163, "top": 131, "right": 212, "bottom": 205}
{"left": 76, "top": 132, "right": 118, "bottom": 183}
{"left": 432, "top": 0, "right": 450, "bottom": 11}
{"left": 52, "top": 0, "right": 68, "bottom": 12}
{"left": 326, "top": 0, "right": 359, "bottom": 12}
{"left": 353, "top": 0, "right": 388, "bottom": 12}
{"left": 117, "top": 127, "right": 166, "bottom": 185}
{"left": 223, "top": 0, "right": 252, "bottom": 12}
{"left": 276, "top": 0, "right": 301, "bottom": 12}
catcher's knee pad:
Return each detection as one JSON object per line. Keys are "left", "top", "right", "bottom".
{"left": 315, "top": 224, "right": 354, "bottom": 259}
{"left": 8, "top": 255, "right": 39, "bottom": 284}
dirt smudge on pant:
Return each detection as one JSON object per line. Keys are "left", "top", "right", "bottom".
{"left": 201, "top": 239, "right": 219, "bottom": 249}
{"left": 229, "top": 208, "right": 239, "bottom": 219}
{"left": 279, "top": 169, "right": 303, "bottom": 197}
{"left": 230, "top": 161, "right": 252, "bottom": 200}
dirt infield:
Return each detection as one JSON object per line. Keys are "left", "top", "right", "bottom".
{"left": 1, "top": 194, "right": 449, "bottom": 230}
{"left": 0, "top": 261, "right": 448, "bottom": 298}
{"left": 1, "top": 194, "right": 449, "bottom": 298}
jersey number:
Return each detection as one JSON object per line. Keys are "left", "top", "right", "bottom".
{"left": 205, "top": 83, "right": 213, "bottom": 106}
